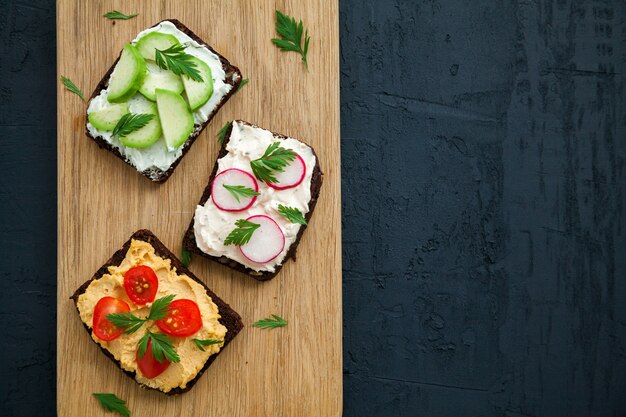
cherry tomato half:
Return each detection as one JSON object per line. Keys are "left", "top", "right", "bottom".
{"left": 123, "top": 265, "right": 158, "bottom": 305}
{"left": 92, "top": 296, "right": 130, "bottom": 341}
{"left": 136, "top": 339, "right": 170, "bottom": 378}
{"left": 156, "top": 299, "right": 202, "bottom": 337}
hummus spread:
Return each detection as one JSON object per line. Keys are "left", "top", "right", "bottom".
{"left": 76, "top": 239, "right": 227, "bottom": 392}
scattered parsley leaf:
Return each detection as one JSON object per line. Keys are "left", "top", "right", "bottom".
{"left": 192, "top": 338, "right": 224, "bottom": 352}
{"left": 106, "top": 295, "right": 175, "bottom": 333}
{"left": 271, "top": 10, "right": 311, "bottom": 71}
{"left": 277, "top": 205, "right": 307, "bottom": 225}
{"left": 237, "top": 78, "right": 249, "bottom": 92}
{"left": 253, "top": 314, "right": 288, "bottom": 329}
{"left": 224, "top": 219, "right": 261, "bottom": 246}
{"left": 103, "top": 10, "right": 138, "bottom": 20}
{"left": 217, "top": 121, "right": 231, "bottom": 144}
{"left": 181, "top": 240, "right": 191, "bottom": 267}
{"left": 250, "top": 142, "right": 297, "bottom": 183}
{"left": 93, "top": 393, "right": 130, "bottom": 417}
{"left": 223, "top": 184, "right": 260, "bottom": 203}
{"left": 112, "top": 113, "right": 154, "bottom": 137}
{"left": 155, "top": 44, "right": 203, "bottom": 81}
{"left": 138, "top": 331, "right": 180, "bottom": 363}
{"left": 60, "top": 76, "right": 85, "bottom": 101}
{"left": 146, "top": 294, "right": 175, "bottom": 321}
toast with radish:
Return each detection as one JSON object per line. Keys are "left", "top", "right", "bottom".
{"left": 85, "top": 19, "right": 242, "bottom": 183}
{"left": 184, "top": 120, "right": 323, "bottom": 281}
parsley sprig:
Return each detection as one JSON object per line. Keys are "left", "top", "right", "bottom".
{"left": 253, "top": 314, "right": 288, "bottom": 329}
{"left": 112, "top": 113, "right": 154, "bottom": 137}
{"left": 60, "top": 75, "right": 85, "bottom": 101}
{"left": 93, "top": 393, "right": 130, "bottom": 417}
{"left": 181, "top": 238, "right": 191, "bottom": 267}
{"left": 217, "top": 121, "right": 231, "bottom": 144}
{"left": 155, "top": 44, "right": 203, "bottom": 82}
{"left": 224, "top": 219, "right": 260, "bottom": 246}
{"left": 277, "top": 205, "right": 307, "bottom": 225}
{"left": 192, "top": 338, "right": 224, "bottom": 352}
{"left": 250, "top": 142, "right": 297, "bottom": 183}
{"left": 138, "top": 330, "right": 180, "bottom": 363}
{"left": 103, "top": 11, "right": 138, "bottom": 20}
{"left": 271, "top": 10, "right": 311, "bottom": 71}
{"left": 106, "top": 294, "right": 175, "bottom": 334}
{"left": 223, "top": 184, "right": 260, "bottom": 203}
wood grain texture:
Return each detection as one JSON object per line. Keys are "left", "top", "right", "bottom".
{"left": 56, "top": 1, "right": 341, "bottom": 416}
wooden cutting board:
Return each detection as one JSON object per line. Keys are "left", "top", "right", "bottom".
{"left": 56, "top": 1, "right": 341, "bottom": 416}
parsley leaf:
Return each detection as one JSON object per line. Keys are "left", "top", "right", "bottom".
{"left": 181, "top": 239, "right": 191, "bottom": 267}
{"left": 138, "top": 331, "right": 180, "bottom": 363}
{"left": 223, "top": 184, "right": 260, "bottom": 203}
{"left": 146, "top": 294, "right": 175, "bottom": 321}
{"left": 217, "top": 121, "right": 231, "bottom": 144}
{"left": 93, "top": 393, "right": 130, "bottom": 417}
{"left": 60, "top": 76, "right": 85, "bottom": 101}
{"left": 271, "top": 10, "right": 311, "bottom": 71}
{"left": 111, "top": 113, "right": 154, "bottom": 137}
{"left": 250, "top": 142, "right": 297, "bottom": 183}
{"left": 155, "top": 44, "right": 203, "bottom": 82}
{"left": 192, "top": 338, "right": 224, "bottom": 352}
{"left": 277, "top": 205, "right": 307, "bottom": 225}
{"left": 253, "top": 314, "right": 288, "bottom": 329}
{"left": 103, "top": 11, "right": 138, "bottom": 20}
{"left": 236, "top": 78, "right": 249, "bottom": 92}
{"left": 224, "top": 219, "right": 261, "bottom": 246}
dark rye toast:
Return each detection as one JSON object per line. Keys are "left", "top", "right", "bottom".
{"left": 85, "top": 19, "right": 242, "bottom": 183}
{"left": 183, "top": 120, "right": 323, "bottom": 281}
{"left": 70, "top": 229, "right": 244, "bottom": 395}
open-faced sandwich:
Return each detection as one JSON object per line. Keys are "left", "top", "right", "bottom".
{"left": 86, "top": 19, "right": 242, "bottom": 182}
{"left": 183, "top": 120, "right": 323, "bottom": 281}
{"left": 71, "top": 229, "right": 243, "bottom": 394}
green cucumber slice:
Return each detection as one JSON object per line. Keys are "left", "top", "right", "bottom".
{"left": 107, "top": 44, "right": 147, "bottom": 103}
{"left": 119, "top": 104, "right": 162, "bottom": 149}
{"left": 88, "top": 102, "right": 129, "bottom": 131}
{"left": 181, "top": 56, "right": 214, "bottom": 111}
{"left": 139, "top": 62, "right": 184, "bottom": 101}
{"left": 135, "top": 32, "right": 180, "bottom": 61}
{"left": 156, "top": 89, "right": 194, "bottom": 150}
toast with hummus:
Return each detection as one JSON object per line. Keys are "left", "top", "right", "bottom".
{"left": 183, "top": 120, "right": 323, "bottom": 280}
{"left": 85, "top": 19, "right": 242, "bottom": 183}
{"left": 71, "top": 229, "right": 243, "bottom": 394}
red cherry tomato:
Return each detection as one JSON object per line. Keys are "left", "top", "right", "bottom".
{"left": 123, "top": 265, "right": 158, "bottom": 305}
{"left": 92, "top": 297, "right": 130, "bottom": 341}
{"left": 136, "top": 339, "right": 170, "bottom": 378}
{"left": 156, "top": 299, "right": 202, "bottom": 337}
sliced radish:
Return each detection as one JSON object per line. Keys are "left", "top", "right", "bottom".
{"left": 212, "top": 168, "right": 259, "bottom": 212}
{"left": 267, "top": 153, "right": 306, "bottom": 190}
{"left": 240, "top": 215, "right": 285, "bottom": 264}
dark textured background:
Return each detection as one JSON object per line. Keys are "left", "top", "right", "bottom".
{"left": 1, "top": 1, "right": 625, "bottom": 416}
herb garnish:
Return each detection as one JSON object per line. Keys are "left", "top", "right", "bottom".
{"left": 60, "top": 76, "right": 85, "bottom": 101}
{"left": 250, "top": 142, "right": 297, "bottom": 183}
{"left": 107, "top": 294, "right": 175, "bottom": 334}
{"left": 224, "top": 219, "right": 261, "bottom": 246}
{"left": 277, "top": 205, "right": 307, "bottom": 225}
{"left": 271, "top": 10, "right": 310, "bottom": 71}
{"left": 217, "top": 121, "right": 231, "bottom": 144}
{"left": 111, "top": 113, "right": 154, "bottom": 137}
{"left": 103, "top": 11, "right": 138, "bottom": 20}
{"left": 181, "top": 239, "right": 191, "bottom": 267}
{"left": 253, "top": 314, "right": 288, "bottom": 329}
{"left": 93, "top": 393, "right": 130, "bottom": 417}
{"left": 223, "top": 184, "right": 260, "bottom": 203}
{"left": 237, "top": 78, "right": 249, "bottom": 92}
{"left": 155, "top": 44, "right": 203, "bottom": 82}
{"left": 192, "top": 338, "right": 224, "bottom": 352}
{"left": 138, "top": 330, "right": 180, "bottom": 363}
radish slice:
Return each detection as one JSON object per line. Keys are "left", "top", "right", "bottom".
{"left": 212, "top": 168, "right": 259, "bottom": 212}
{"left": 240, "top": 215, "right": 285, "bottom": 263}
{"left": 267, "top": 153, "right": 306, "bottom": 190}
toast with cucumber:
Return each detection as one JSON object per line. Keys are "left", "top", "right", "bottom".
{"left": 86, "top": 19, "right": 242, "bottom": 183}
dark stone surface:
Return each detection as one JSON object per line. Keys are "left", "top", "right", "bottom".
{"left": 1, "top": 0, "right": 625, "bottom": 416}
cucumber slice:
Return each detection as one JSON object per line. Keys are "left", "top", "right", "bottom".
{"left": 181, "top": 57, "right": 214, "bottom": 111}
{"left": 88, "top": 102, "right": 129, "bottom": 131}
{"left": 139, "top": 62, "right": 184, "bottom": 101}
{"left": 156, "top": 89, "right": 194, "bottom": 150}
{"left": 119, "top": 104, "right": 162, "bottom": 149}
{"left": 107, "top": 44, "right": 146, "bottom": 103}
{"left": 135, "top": 32, "right": 180, "bottom": 61}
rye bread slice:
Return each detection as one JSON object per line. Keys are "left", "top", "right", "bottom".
{"left": 70, "top": 229, "right": 244, "bottom": 395}
{"left": 85, "top": 19, "right": 242, "bottom": 183}
{"left": 183, "top": 120, "right": 323, "bottom": 281}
